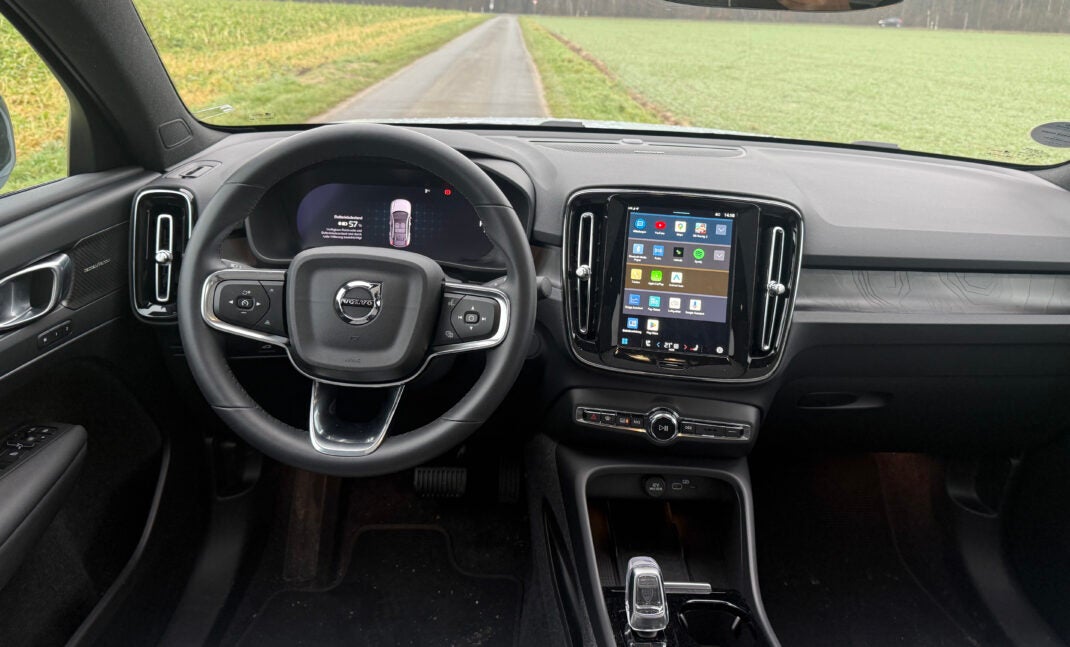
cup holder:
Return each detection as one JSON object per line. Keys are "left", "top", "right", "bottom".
{"left": 677, "top": 599, "right": 759, "bottom": 647}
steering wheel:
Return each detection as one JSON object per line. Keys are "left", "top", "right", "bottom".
{"left": 177, "top": 124, "right": 536, "bottom": 477}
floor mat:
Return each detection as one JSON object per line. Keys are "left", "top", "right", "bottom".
{"left": 751, "top": 453, "right": 1009, "bottom": 647}
{"left": 236, "top": 526, "right": 522, "bottom": 647}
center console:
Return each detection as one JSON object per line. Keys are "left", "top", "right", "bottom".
{"left": 547, "top": 444, "right": 780, "bottom": 647}
{"left": 564, "top": 190, "right": 802, "bottom": 383}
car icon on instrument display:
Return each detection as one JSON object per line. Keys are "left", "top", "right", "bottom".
{"left": 389, "top": 199, "right": 412, "bottom": 248}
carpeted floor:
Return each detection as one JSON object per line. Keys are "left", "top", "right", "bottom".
{"left": 235, "top": 526, "right": 522, "bottom": 647}
{"left": 751, "top": 453, "right": 1010, "bottom": 647}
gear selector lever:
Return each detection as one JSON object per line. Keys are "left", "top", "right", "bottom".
{"left": 626, "top": 556, "right": 669, "bottom": 636}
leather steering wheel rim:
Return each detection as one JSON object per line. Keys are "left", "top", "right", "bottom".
{"left": 177, "top": 123, "right": 536, "bottom": 477}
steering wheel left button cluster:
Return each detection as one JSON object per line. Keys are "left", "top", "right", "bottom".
{"left": 214, "top": 280, "right": 285, "bottom": 336}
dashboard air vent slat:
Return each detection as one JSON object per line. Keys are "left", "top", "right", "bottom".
{"left": 759, "top": 226, "right": 787, "bottom": 353}
{"left": 153, "top": 212, "right": 174, "bottom": 303}
{"left": 574, "top": 211, "right": 595, "bottom": 335}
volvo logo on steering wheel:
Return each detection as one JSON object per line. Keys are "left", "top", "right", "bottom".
{"left": 334, "top": 280, "right": 382, "bottom": 325}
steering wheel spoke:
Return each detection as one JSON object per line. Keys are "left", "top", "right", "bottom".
{"left": 309, "top": 381, "right": 403, "bottom": 457}
{"left": 201, "top": 267, "right": 289, "bottom": 347}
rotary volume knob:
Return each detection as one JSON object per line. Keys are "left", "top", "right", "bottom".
{"left": 646, "top": 408, "right": 679, "bottom": 444}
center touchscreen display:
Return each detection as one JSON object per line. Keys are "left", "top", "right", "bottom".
{"left": 617, "top": 205, "right": 735, "bottom": 356}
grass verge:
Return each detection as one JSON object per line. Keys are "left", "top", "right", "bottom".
{"left": 519, "top": 18, "right": 660, "bottom": 126}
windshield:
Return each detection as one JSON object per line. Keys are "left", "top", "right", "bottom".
{"left": 133, "top": 0, "right": 1070, "bottom": 166}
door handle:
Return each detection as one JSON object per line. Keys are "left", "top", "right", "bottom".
{"left": 0, "top": 254, "right": 72, "bottom": 331}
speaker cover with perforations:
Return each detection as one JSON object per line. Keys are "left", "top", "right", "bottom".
{"left": 65, "top": 222, "right": 128, "bottom": 310}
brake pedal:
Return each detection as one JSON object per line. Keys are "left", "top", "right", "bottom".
{"left": 413, "top": 466, "right": 467, "bottom": 498}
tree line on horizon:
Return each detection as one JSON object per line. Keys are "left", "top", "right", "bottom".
{"left": 314, "top": 0, "right": 1070, "bottom": 33}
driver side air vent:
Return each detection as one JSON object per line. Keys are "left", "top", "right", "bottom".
{"left": 130, "top": 188, "right": 195, "bottom": 321}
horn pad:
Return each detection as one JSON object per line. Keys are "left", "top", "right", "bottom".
{"left": 286, "top": 247, "right": 444, "bottom": 384}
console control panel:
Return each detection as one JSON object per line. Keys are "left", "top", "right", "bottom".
{"left": 576, "top": 406, "right": 750, "bottom": 445}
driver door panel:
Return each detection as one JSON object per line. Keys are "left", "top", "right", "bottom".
{"left": 0, "top": 170, "right": 171, "bottom": 644}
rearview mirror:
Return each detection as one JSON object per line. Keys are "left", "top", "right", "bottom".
{"left": 0, "top": 97, "right": 14, "bottom": 193}
{"left": 664, "top": 0, "right": 901, "bottom": 11}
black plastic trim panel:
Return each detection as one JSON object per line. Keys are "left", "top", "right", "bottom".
{"left": 0, "top": 423, "right": 86, "bottom": 590}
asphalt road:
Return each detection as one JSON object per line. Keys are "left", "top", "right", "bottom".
{"left": 317, "top": 16, "right": 547, "bottom": 121}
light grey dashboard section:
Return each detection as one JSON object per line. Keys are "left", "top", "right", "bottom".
{"left": 159, "top": 127, "right": 1070, "bottom": 273}
{"left": 762, "top": 148, "right": 1070, "bottom": 272}
{"left": 796, "top": 270, "right": 1070, "bottom": 315}
{"left": 489, "top": 132, "right": 1070, "bottom": 272}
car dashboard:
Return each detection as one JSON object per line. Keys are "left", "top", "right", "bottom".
{"left": 128, "top": 125, "right": 1070, "bottom": 455}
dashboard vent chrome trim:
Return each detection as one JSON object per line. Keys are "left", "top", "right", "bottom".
{"left": 153, "top": 213, "right": 174, "bottom": 303}
{"left": 131, "top": 188, "right": 194, "bottom": 321}
{"left": 759, "top": 226, "right": 786, "bottom": 353}
{"left": 575, "top": 211, "right": 595, "bottom": 335}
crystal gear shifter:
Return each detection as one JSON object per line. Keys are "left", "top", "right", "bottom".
{"left": 625, "top": 556, "right": 669, "bottom": 636}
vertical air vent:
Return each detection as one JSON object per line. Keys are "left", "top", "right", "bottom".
{"left": 154, "top": 212, "right": 174, "bottom": 303}
{"left": 131, "top": 188, "right": 194, "bottom": 321}
{"left": 574, "top": 211, "right": 595, "bottom": 334}
{"left": 757, "top": 226, "right": 788, "bottom": 353}
{"left": 565, "top": 202, "right": 605, "bottom": 344}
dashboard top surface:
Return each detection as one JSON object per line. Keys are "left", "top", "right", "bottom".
{"left": 176, "top": 126, "right": 1070, "bottom": 274}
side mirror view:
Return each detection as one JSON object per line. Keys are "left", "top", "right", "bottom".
{"left": 664, "top": 0, "right": 901, "bottom": 11}
{"left": 0, "top": 96, "right": 14, "bottom": 193}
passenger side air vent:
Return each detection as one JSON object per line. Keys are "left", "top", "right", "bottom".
{"left": 755, "top": 225, "right": 791, "bottom": 355}
{"left": 131, "top": 188, "right": 194, "bottom": 321}
{"left": 565, "top": 202, "right": 605, "bottom": 344}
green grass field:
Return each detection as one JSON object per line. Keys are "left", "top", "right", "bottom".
{"left": 0, "top": 0, "right": 488, "bottom": 194}
{"left": 523, "top": 17, "right": 1070, "bottom": 165}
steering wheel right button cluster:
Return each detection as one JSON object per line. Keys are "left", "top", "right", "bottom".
{"left": 434, "top": 291, "right": 499, "bottom": 345}
{"left": 453, "top": 296, "right": 496, "bottom": 339}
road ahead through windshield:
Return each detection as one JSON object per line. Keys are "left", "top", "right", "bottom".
{"left": 317, "top": 16, "right": 547, "bottom": 122}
